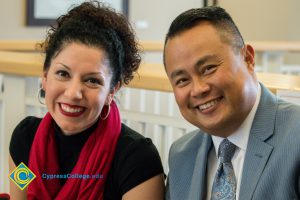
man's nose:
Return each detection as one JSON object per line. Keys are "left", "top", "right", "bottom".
{"left": 190, "top": 77, "right": 210, "bottom": 98}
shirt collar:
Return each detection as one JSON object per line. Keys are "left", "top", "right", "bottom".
{"left": 212, "top": 84, "right": 261, "bottom": 156}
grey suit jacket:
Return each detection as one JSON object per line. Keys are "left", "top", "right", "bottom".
{"left": 166, "top": 84, "right": 300, "bottom": 200}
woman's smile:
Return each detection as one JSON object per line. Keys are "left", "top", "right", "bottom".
{"left": 58, "top": 103, "right": 86, "bottom": 117}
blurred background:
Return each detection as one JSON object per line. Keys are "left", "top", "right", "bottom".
{"left": 1, "top": 0, "right": 300, "bottom": 194}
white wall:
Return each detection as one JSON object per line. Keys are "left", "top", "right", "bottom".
{"left": 0, "top": 0, "right": 46, "bottom": 39}
{"left": 0, "top": 0, "right": 203, "bottom": 40}
{"left": 130, "top": 0, "right": 202, "bottom": 40}
{"left": 1, "top": 0, "right": 300, "bottom": 41}
{"left": 219, "top": 0, "right": 300, "bottom": 41}
{"left": 218, "top": 0, "right": 300, "bottom": 64}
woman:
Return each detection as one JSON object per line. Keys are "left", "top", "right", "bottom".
{"left": 9, "top": 1, "right": 165, "bottom": 199}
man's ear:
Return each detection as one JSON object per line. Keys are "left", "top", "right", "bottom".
{"left": 106, "top": 82, "right": 120, "bottom": 105}
{"left": 244, "top": 44, "right": 255, "bottom": 72}
{"left": 244, "top": 44, "right": 255, "bottom": 64}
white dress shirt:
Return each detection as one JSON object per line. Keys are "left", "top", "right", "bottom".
{"left": 206, "top": 84, "right": 261, "bottom": 200}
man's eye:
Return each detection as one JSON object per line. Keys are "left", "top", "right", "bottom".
{"left": 175, "top": 78, "right": 188, "bottom": 86}
{"left": 203, "top": 65, "right": 217, "bottom": 75}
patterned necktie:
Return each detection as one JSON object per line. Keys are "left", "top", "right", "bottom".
{"left": 211, "top": 139, "right": 237, "bottom": 200}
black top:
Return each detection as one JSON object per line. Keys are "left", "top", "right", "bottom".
{"left": 10, "top": 116, "right": 164, "bottom": 200}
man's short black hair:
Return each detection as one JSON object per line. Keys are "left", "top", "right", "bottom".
{"left": 164, "top": 6, "right": 245, "bottom": 63}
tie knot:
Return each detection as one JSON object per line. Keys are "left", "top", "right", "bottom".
{"left": 218, "top": 139, "right": 236, "bottom": 163}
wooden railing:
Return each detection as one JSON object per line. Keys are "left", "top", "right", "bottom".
{"left": 0, "top": 40, "right": 300, "bottom": 92}
{"left": 0, "top": 40, "right": 165, "bottom": 52}
{"left": 2, "top": 40, "right": 300, "bottom": 52}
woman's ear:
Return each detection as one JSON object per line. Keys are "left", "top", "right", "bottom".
{"left": 41, "top": 72, "right": 47, "bottom": 90}
{"left": 106, "top": 82, "right": 120, "bottom": 105}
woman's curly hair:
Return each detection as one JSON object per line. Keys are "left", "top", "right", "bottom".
{"left": 41, "top": 0, "right": 141, "bottom": 89}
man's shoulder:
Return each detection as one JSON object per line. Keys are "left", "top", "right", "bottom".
{"left": 277, "top": 99, "right": 300, "bottom": 127}
{"left": 172, "top": 129, "right": 201, "bottom": 146}
{"left": 277, "top": 99, "right": 300, "bottom": 113}
{"left": 170, "top": 129, "right": 209, "bottom": 156}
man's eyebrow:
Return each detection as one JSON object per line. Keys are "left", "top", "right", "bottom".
{"left": 170, "top": 55, "right": 220, "bottom": 79}
{"left": 170, "top": 69, "right": 185, "bottom": 80}
{"left": 195, "top": 55, "right": 220, "bottom": 67}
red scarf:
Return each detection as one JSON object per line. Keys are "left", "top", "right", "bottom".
{"left": 28, "top": 101, "right": 121, "bottom": 200}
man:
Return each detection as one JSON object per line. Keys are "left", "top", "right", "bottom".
{"left": 164, "top": 6, "right": 300, "bottom": 200}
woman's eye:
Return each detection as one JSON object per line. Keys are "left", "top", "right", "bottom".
{"left": 56, "top": 70, "right": 69, "bottom": 78}
{"left": 86, "top": 78, "right": 102, "bottom": 86}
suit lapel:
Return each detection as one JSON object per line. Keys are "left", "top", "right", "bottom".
{"left": 239, "top": 84, "right": 277, "bottom": 199}
{"left": 239, "top": 136, "right": 273, "bottom": 199}
{"left": 188, "top": 133, "right": 212, "bottom": 200}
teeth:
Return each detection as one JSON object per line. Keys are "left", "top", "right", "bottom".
{"left": 198, "top": 99, "right": 219, "bottom": 110}
{"left": 61, "top": 104, "right": 83, "bottom": 113}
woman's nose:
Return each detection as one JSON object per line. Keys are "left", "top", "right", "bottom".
{"left": 64, "top": 80, "right": 83, "bottom": 100}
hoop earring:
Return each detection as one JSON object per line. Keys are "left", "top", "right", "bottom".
{"left": 37, "top": 88, "right": 45, "bottom": 105}
{"left": 100, "top": 104, "right": 111, "bottom": 120}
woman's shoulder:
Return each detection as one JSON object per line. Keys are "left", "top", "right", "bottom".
{"left": 12, "top": 116, "right": 42, "bottom": 141}
{"left": 106, "top": 123, "right": 164, "bottom": 198}
{"left": 14, "top": 116, "right": 42, "bottom": 132}
{"left": 119, "top": 123, "right": 144, "bottom": 138}
{"left": 117, "top": 124, "right": 157, "bottom": 153}
{"left": 116, "top": 124, "right": 163, "bottom": 159}
{"left": 9, "top": 116, "right": 42, "bottom": 165}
